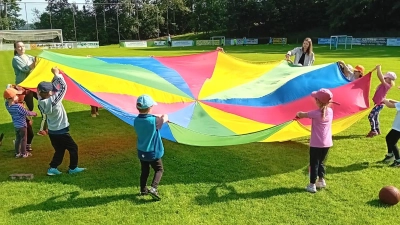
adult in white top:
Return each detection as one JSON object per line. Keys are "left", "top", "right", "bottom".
{"left": 285, "top": 37, "right": 315, "bottom": 66}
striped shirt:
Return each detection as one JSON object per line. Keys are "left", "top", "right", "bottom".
{"left": 5, "top": 101, "right": 36, "bottom": 128}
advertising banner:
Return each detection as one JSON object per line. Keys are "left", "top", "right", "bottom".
{"left": 120, "top": 41, "right": 148, "bottom": 48}
{"left": 154, "top": 40, "right": 167, "bottom": 46}
{"left": 196, "top": 40, "right": 220, "bottom": 46}
{"left": 171, "top": 40, "right": 194, "bottom": 47}
{"left": 386, "top": 38, "right": 400, "bottom": 46}
{"left": 30, "top": 43, "right": 73, "bottom": 50}
{"left": 360, "top": 38, "right": 386, "bottom": 46}
{"left": 273, "top": 38, "right": 287, "bottom": 44}
{"left": 77, "top": 41, "right": 99, "bottom": 48}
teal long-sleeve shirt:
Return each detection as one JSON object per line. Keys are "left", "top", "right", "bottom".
{"left": 12, "top": 54, "right": 35, "bottom": 84}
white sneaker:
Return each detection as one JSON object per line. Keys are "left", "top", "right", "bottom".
{"left": 316, "top": 179, "right": 326, "bottom": 188}
{"left": 306, "top": 184, "right": 317, "bottom": 193}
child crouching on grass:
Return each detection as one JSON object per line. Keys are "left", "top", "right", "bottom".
{"left": 134, "top": 94, "right": 168, "bottom": 200}
{"left": 4, "top": 87, "right": 37, "bottom": 158}
{"left": 38, "top": 66, "right": 86, "bottom": 176}
{"left": 296, "top": 88, "right": 339, "bottom": 193}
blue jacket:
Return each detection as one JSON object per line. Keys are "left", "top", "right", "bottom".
{"left": 134, "top": 114, "right": 164, "bottom": 161}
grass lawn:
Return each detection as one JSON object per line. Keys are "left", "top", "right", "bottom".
{"left": 1, "top": 44, "right": 400, "bottom": 225}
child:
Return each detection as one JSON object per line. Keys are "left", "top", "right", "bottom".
{"left": 37, "top": 66, "right": 86, "bottom": 176}
{"left": 381, "top": 98, "right": 400, "bottom": 166}
{"left": 90, "top": 105, "right": 99, "bottom": 117}
{"left": 7, "top": 84, "right": 35, "bottom": 152}
{"left": 4, "top": 87, "right": 37, "bottom": 158}
{"left": 367, "top": 65, "right": 396, "bottom": 137}
{"left": 353, "top": 65, "right": 365, "bottom": 79}
{"left": 296, "top": 88, "right": 338, "bottom": 193}
{"left": 133, "top": 94, "right": 168, "bottom": 200}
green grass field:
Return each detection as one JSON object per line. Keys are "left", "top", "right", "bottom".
{"left": 1, "top": 44, "right": 400, "bottom": 225}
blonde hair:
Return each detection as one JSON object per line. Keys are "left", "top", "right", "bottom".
{"left": 316, "top": 99, "right": 330, "bottom": 120}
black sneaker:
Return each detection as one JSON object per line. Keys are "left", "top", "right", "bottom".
{"left": 139, "top": 188, "right": 149, "bottom": 196}
{"left": 383, "top": 154, "right": 395, "bottom": 162}
{"left": 390, "top": 160, "right": 400, "bottom": 167}
{"left": 148, "top": 187, "right": 161, "bottom": 201}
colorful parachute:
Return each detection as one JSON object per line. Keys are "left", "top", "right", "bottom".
{"left": 19, "top": 50, "right": 371, "bottom": 146}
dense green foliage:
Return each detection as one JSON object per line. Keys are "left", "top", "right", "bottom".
{"left": 3, "top": 0, "right": 399, "bottom": 44}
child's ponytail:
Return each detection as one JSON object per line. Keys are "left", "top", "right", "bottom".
{"left": 321, "top": 105, "right": 328, "bottom": 120}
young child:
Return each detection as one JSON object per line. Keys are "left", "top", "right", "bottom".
{"left": 296, "top": 88, "right": 338, "bottom": 193}
{"left": 7, "top": 84, "right": 35, "bottom": 152}
{"left": 338, "top": 61, "right": 364, "bottom": 81}
{"left": 37, "top": 66, "right": 86, "bottom": 176}
{"left": 381, "top": 98, "right": 400, "bottom": 166}
{"left": 90, "top": 105, "right": 99, "bottom": 117}
{"left": 4, "top": 87, "right": 37, "bottom": 158}
{"left": 133, "top": 94, "right": 168, "bottom": 200}
{"left": 367, "top": 65, "right": 396, "bottom": 137}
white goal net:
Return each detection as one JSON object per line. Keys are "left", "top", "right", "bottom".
{"left": 0, "top": 29, "right": 64, "bottom": 51}
{"left": 330, "top": 35, "right": 353, "bottom": 50}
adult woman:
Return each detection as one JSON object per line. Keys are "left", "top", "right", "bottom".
{"left": 285, "top": 37, "right": 315, "bottom": 66}
{"left": 12, "top": 41, "right": 36, "bottom": 111}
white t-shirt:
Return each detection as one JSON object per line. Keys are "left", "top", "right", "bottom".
{"left": 392, "top": 103, "right": 400, "bottom": 131}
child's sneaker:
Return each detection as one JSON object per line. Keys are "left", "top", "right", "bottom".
{"left": 382, "top": 153, "right": 395, "bottom": 162}
{"left": 148, "top": 187, "right": 161, "bottom": 200}
{"left": 47, "top": 168, "right": 62, "bottom": 176}
{"left": 366, "top": 131, "right": 378, "bottom": 138}
{"left": 316, "top": 179, "right": 326, "bottom": 188}
{"left": 26, "top": 144, "right": 33, "bottom": 152}
{"left": 68, "top": 167, "right": 86, "bottom": 174}
{"left": 139, "top": 188, "right": 150, "bottom": 196}
{"left": 15, "top": 153, "right": 22, "bottom": 158}
{"left": 390, "top": 160, "right": 400, "bottom": 167}
{"left": 305, "top": 184, "right": 317, "bottom": 193}
{"left": 22, "top": 152, "right": 32, "bottom": 158}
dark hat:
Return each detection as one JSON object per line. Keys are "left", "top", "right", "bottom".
{"left": 37, "top": 82, "right": 58, "bottom": 92}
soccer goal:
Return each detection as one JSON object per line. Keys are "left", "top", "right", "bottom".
{"left": 0, "top": 29, "right": 64, "bottom": 51}
{"left": 329, "top": 35, "right": 353, "bottom": 50}
{"left": 211, "top": 36, "right": 225, "bottom": 46}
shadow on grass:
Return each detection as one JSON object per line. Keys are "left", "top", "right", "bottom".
{"left": 327, "top": 162, "right": 372, "bottom": 174}
{"left": 332, "top": 134, "right": 366, "bottom": 140}
{"left": 194, "top": 183, "right": 304, "bottom": 205}
{"left": 0, "top": 110, "right": 311, "bottom": 191}
{"left": 366, "top": 199, "right": 397, "bottom": 208}
{"left": 9, "top": 191, "right": 155, "bottom": 214}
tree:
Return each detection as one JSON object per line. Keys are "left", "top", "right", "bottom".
{"left": 0, "top": 0, "right": 25, "bottom": 30}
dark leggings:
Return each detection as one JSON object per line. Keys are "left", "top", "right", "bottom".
{"left": 26, "top": 119, "right": 34, "bottom": 145}
{"left": 386, "top": 129, "right": 400, "bottom": 160}
{"left": 140, "top": 159, "right": 164, "bottom": 192}
{"left": 24, "top": 91, "right": 37, "bottom": 111}
{"left": 309, "top": 147, "right": 330, "bottom": 184}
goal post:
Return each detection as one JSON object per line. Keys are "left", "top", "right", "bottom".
{"left": 211, "top": 36, "right": 225, "bottom": 46}
{"left": 329, "top": 35, "right": 353, "bottom": 50}
{"left": 0, "top": 29, "right": 64, "bottom": 50}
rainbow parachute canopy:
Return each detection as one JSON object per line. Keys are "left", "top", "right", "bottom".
{"left": 20, "top": 51, "right": 371, "bottom": 146}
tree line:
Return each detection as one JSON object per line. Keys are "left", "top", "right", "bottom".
{"left": 1, "top": 0, "right": 400, "bottom": 45}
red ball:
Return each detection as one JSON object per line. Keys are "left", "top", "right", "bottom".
{"left": 379, "top": 186, "right": 400, "bottom": 205}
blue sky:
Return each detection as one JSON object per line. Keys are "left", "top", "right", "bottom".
{"left": 18, "top": 0, "right": 87, "bottom": 23}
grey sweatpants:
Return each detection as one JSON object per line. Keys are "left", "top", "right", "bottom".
{"left": 15, "top": 127, "right": 27, "bottom": 155}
